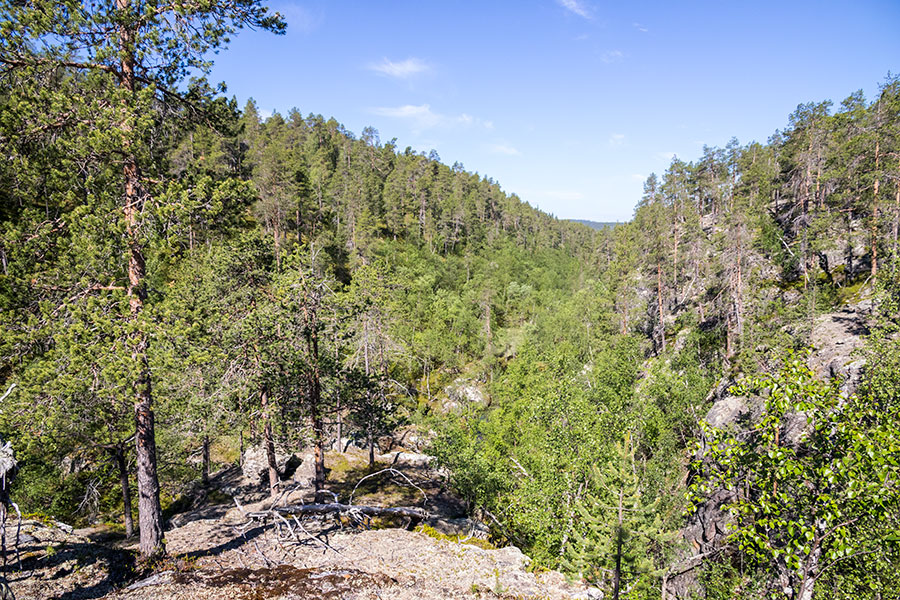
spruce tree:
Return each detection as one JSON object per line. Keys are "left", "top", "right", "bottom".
{"left": 564, "top": 436, "right": 676, "bottom": 599}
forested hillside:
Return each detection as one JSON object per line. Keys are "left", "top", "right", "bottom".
{"left": 432, "top": 80, "right": 900, "bottom": 599}
{"left": 2, "top": 2, "right": 900, "bottom": 599}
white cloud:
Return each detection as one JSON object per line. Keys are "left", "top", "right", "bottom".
{"left": 371, "top": 104, "right": 443, "bottom": 130}
{"left": 368, "top": 57, "right": 430, "bottom": 79}
{"left": 557, "top": 0, "right": 592, "bottom": 19}
{"left": 370, "top": 104, "right": 491, "bottom": 133}
{"left": 633, "top": 22, "right": 648, "bottom": 33}
{"left": 609, "top": 133, "right": 625, "bottom": 146}
{"left": 601, "top": 50, "right": 624, "bottom": 64}
{"left": 488, "top": 143, "right": 521, "bottom": 156}
{"left": 631, "top": 173, "right": 646, "bottom": 181}
{"left": 280, "top": 4, "right": 322, "bottom": 34}
{"left": 657, "top": 151, "right": 677, "bottom": 161}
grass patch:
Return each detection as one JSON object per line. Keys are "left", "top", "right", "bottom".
{"left": 415, "top": 523, "right": 496, "bottom": 550}
{"left": 836, "top": 276, "right": 869, "bottom": 305}
{"left": 326, "top": 460, "right": 425, "bottom": 506}
{"left": 23, "top": 512, "right": 58, "bottom": 526}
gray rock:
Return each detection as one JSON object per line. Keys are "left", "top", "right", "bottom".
{"left": 783, "top": 411, "right": 810, "bottom": 446}
{"left": 291, "top": 451, "right": 317, "bottom": 487}
{"left": 167, "top": 503, "right": 231, "bottom": 529}
{"left": 393, "top": 425, "right": 434, "bottom": 452}
{"left": 442, "top": 378, "right": 488, "bottom": 412}
{"left": 425, "top": 517, "right": 490, "bottom": 539}
{"left": 379, "top": 451, "right": 434, "bottom": 468}
{"left": 54, "top": 520, "right": 73, "bottom": 534}
{"left": 678, "top": 299, "right": 873, "bottom": 599}
{"left": 59, "top": 454, "right": 87, "bottom": 477}
{"left": 704, "top": 395, "right": 748, "bottom": 429}
{"left": 494, "top": 545, "right": 531, "bottom": 569}
{"left": 572, "top": 587, "right": 604, "bottom": 600}
{"left": 808, "top": 303, "right": 870, "bottom": 395}
{"left": 240, "top": 445, "right": 295, "bottom": 484}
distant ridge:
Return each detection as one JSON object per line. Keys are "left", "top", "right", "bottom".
{"left": 567, "top": 219, "right": 621, "bottom": 230}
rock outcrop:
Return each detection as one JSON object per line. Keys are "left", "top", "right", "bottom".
{"left": 241, "top": 445, "right": 317, "bottom": 487}
{"left": 442, "top": 378, "right": 489, "bottom": 412}
{"left": 808, "top": 300, "right": 871, "bottom": 396}
{"left": 669, "top": 299, "right": 872, "bottom": 599}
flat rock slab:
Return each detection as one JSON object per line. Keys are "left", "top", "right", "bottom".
{"left": 101, "top": 526, "right": 586, "bottom": 600}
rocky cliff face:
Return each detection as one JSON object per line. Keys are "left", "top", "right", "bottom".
{"left": 668, "top": 299, "right": 871, "bottom": 599}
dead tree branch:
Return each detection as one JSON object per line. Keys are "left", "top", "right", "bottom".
{"left": 248, "top": 502, "right": 430, "bottom": 522}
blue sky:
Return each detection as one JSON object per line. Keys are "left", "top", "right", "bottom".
{"left": 210, "top": 0, "right": 900, "bottom": 222}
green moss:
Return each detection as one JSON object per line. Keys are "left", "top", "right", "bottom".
{"left": 211, "top": 436, "right": 241, "bottom": 465}
{"left": 325, "top": 452, "right": 355, "bottom": 480}
{"left": 836, "top": 277, "right": 869, "bottom": 305}
{"left": 23, "top": 512, "right": 57, "bottom": 526}
{"left": 415, "top": 523, "right": 496, "bottom": 550}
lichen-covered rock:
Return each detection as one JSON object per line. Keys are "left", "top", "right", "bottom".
{"left": 377, "top": 451, "right": 434, "bottom": 468}
{"left": 442, "top": 378, "right": 488, "bottom": 412}
{"left": 240, "top": 445, "right": 297, "bottom": 484}
{"left": 290, "top": 450, "right": 317, "bottom": 487}
{"left": 425, "top": 517, "right": 490, "bottom": 539}
{"left": 808, "top": 300, "right": 871, "bottom": 396}
{"left": 0, "top": 439, "right": 16, "bottom": 506}
{"left": 675, "top": 299, "right": 873, "bottom": 599}
{"left": 704, "top": 395, "right": 748, "bottom": 429}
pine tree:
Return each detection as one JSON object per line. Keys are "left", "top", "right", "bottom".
{"left": 0, "top": 0, "right": 284, "bottom": 557}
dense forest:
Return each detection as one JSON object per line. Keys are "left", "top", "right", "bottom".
{"left": 2, "top": 2, "right": 900, "bottom": 600}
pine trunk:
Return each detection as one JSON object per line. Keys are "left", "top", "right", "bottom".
{"left": 201, "top": 435, "right": 210, "bottom": 485}
{"left": 802, "top": 147, "right": 811, "bottom": 288}
{"left": 893, "top": 158, "right": 900, "bottom": 266}
{"left": 336, "top": 398, "right": 343, "bottom": 454}
{"left": 114, "top": 445, "right": 134, "bottom": 538}
{"left": 135, "top": 383, "right": 164, "bottom": 557}
{"left": 119, "top": 0, "right": 164, "bottom": 555}
{"left": 613, "top": 488, "right": 623, "bottom": 600}
{"left": 307, "top": 328, "right": 326, "bottom": 490}
{"left": 261, "top": 388, "right": 279, "bottom": 497}
{"left": 672, "top": 220, "right": 679, "bottom": 304}
{"left": 656, "top": 261, "right": 666, "bottom": 353}
{"left": 872, "top": 140, "right": 880, "bottom": 278}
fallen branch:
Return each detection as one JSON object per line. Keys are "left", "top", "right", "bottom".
{"left": 292, "top": 515, "right": 346, "bottom": 557}
{"left": 0, "top": 385, "right": 14, "bottom": 403}
{"left": 248, "top": 502, "right": 430, "bottom": 522}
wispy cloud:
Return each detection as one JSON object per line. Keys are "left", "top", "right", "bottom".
{"left": 631, "top": 173, "right": 646, "bottom": 181}
{"left": 557, "top": 0, "right": 592, "bottom": 19}
{"left": 609, "top": 133, "right": 625, "bottom": 146}
{"left": 488, "top": 143, "right": 521, "bottom": 156}
{"left": 601, "top": 50, "right": 624, "bottom": 64}
{"left": 633, "top": 22, "right": 648, "bottom": 33}
{"left": 370, "top": 104, "right": 490, "bottom": 133}
{"left": 371, "top": 104, "right": 443, "bottom": 129}
{"left": 368, "top": 57, "right": 431, "bottom": 79}
{"left": 280, "top": 4, "right": 323, "bottom": 34}
{"left": 657, "top": 151, "right": 677, "bottom": 161}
